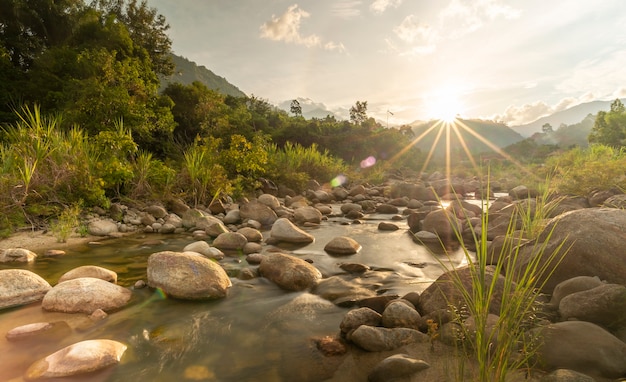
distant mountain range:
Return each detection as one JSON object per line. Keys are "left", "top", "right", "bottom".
{"left": 159, "top": 54, "right": 246, "bottom": 97}
{"left": 510, "top": 99, "right": 622, "bottom": 137}
{"left": 409, "top": 119, "right": 525, "bottom": 157}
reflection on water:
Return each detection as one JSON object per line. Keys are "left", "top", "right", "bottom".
{"left": 0, "top": 211, "right": 473, "bottom": 381}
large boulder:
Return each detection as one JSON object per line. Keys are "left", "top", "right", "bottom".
{"left": 0, "top": 248, "right": 37, "bottom": 262}
{"left": 147, "top": 251, "right": 232, "bottom": 300}
{"left": 57, "top": 265, "right": 117, "bottom": 284}
{"left": 258, "top": 253, "right": 321, "bottom": 291}
{"left": 421, "top": 209, "right": 462, "bottom": 247}
{"left": 529, "top": 321, "right": 626, "bottom": 379}
{"left": 558, "top": 283, "right": 626, "bottom": 330}
{"left": 42, "top": 277, "right": 131, "bottom": 313}
{"left": 239, "top": 200, "right": 278, "bottom": 226}
{"left": 24, "top": 339, "right": 127, "bottom": 380}
{"left": 324, "top": 236, "right": 361, "bottom": 255}
{"left": 269, "top": 218, "right": 315, "bottom": 244}
{"left": 515, "top": 208, "right": 626, "bottom": 293}
{"left": 87, "top": 220, "right": 118, "bottom": 236}
{"left": 368, "top": 354, "right": 430, "bottom": 382}
{"left": 293, "top": 206, "right": 323, "bottom": 224}
{"left": 0, "top": 269, "right": 51, "bottom": 309}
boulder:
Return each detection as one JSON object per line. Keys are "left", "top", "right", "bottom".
{"left": 144, "top": 205, "right": 168, "bottom": 219}
{"left": 58, "top": 265, "right": 117, "bottom": 284}
{"left": 147, "top": 251, "right": 232, "bottom": 300}
{"left": 378, "top": 222, "right": 399, "bottom": 231}
{"left": 549, "top": 276, "right": 604, "bottom": 307}
{"left": 515, "top": 208, "right": 626, "bottom": 292}
{"left": 314, "top": 276, "right": 377, "bottom": 306}
{"left": 340, "top": 203, "right": 363, "bottom": 215}
{"left": 324, "top": 236, "right": 361, "bottom": 255}
{"left": 42, "top": 277, "right": 131, "bottom": 313}
{"left": 212, "top": 232, "right": 248, "bottom": 251}
{"left": 540, "top": 369, "right": 596, "bottom": 382}
{"left": 421, "top": 209, "right": 462, "bottom": 247}
{"left": 223, "top": 209, "right": 241, "bottom": 224}
{"left": 381, "top": 300, "right": 422, "bottom": 330}
{"left": 24, "top": 339, "right": 127, "bottom": 380}
{"left": 240, "top": 200, "right": 278, "bottom": 226}
{"left": 183, "top": 241, "right": 212, "bottom": 256}
{"left": 269, "top": 218, "right": 315, "bottom": 244}
{"left": 340, "top": 307, "right": 382, "bottom": 337}
{"left": 529, "top": 321, "right": 626, "bottom": 379}
{"left": 87, "top": 220, "right": 118, "bottom": 236}
{"left": 350, "top": 325, "right": 429, "bottom": 352}
{"left": 0, "top": 248, "right": 37, "bottom": 262}
{"left": 204, "top": 221, "right": 229, "bottom": 237}
{"left": 293, "top": 206, "right": 323, "bottom": 224}
{"left": 558, "top": 283, "right": 626, "bottom": 330}
{"left": 375, "top": 204, "right": 399, "bottom": 214}
{"left": 258, "top": 253, "right": 321, "bottom": 291}
{"left": 6, "top": 321, "right": 71, "bottom": 342}
{"left": 368, "top": 354, "right": 430, "bottom": 382}
{"left": 0, "top": 269, "right": 51, "bottom": 309}
{"left": 258, "top": 193, "right": 281, "bottom": 210}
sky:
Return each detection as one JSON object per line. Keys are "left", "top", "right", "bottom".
{"left": 146, "top": 0, "right": 626, "bottom": 126}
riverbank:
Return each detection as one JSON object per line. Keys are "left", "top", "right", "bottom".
{"left": 0, "top": 230, "right": 102, "bottom": 255}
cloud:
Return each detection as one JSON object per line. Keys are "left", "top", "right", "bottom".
{"left": 393, "top": 15, "right": 433, "bottom": 43}
{"left": 370, "top": 0, "right": 402, "bottom": 14}
{"left": 493, "top": 95, "right": 591, "bottom": 126}
{"left": 439, "top": 0, "right": 521, "bottom": 38}
{"left": 260, "top": 4, "right": 345, "bottom": 52}
{"left": 332, "top": 1, "right": 362, "bottom": 19}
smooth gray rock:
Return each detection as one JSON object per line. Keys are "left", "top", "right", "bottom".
{"left": 42, "top": 277, "right": 131, "bottom": 313}
{"left": 0, "top": 269, "right": 51, "bottom": 309}
{"left": 559, "top": 283, "right": 626, "bottom": 330}
{"left": 269, "top": 218, "right": 314, "bottom": 244}
{"left": 381, "top": 300, "right": 422, "bottom": 329}
{"left": 293, "top": 206, "right": 323, "bottom": 224}
{"left": 350, "top": 325, "right": 429, "bottom": 351}
{"left": 258, "top": 253, "right": 321, "bottom": 291}
{"left": 324, "top": 236, "right": 361, "bottom": 255}
{"left": 212, "top": 231, "right": 247, "bottom": 250}
{"left": 58, "top": 265, "right": 117, "bottom": 284}
{"left": 0, "top": 248, "right": 37, "bottom": 262}
{"left": 87, "top": 220, "right": 118, "bottom": 236}
{"left": 340, "top": 307, "right": 382, "bottom": 337}
{"left": 550, "top": 276, "right": 604, "bottom": 307}
{"left": 368, "top": 354, "right": 430, "bottom": 382}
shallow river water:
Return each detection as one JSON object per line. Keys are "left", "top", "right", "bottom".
{"left": 0, "top": 207, "right": 474, "bottom": 382}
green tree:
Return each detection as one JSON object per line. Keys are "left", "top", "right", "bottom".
{"left": 349, "top": 100, "right": 368, "bottom": 125}
{"left": 542, "top": 123, "right": 553, "bottom": 133}
{"left": 588, "top": 99, "right": 626, "bottom": 147}
{"left": 290, "top": 99, "right": 302, "bottom": 117}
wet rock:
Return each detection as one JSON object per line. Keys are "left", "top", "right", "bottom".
{"left": 212, "top": 232, "right": 248, "bottom": 251}
{"left": 204, "top": 221, "right": 229, "bottom": 237}
{"left": 145, "top": 205, "right": 168, "bottom": 219}
{"left": 314, "top": 336, "right": 347, "bottom": 356}
{"left": 0, "top": 248, "right": 37, "bottom": 262}
{"left": 24, "top": 339, "right": 127, "bottom": 380}
{"left": 87, "top": 220, "right": 118, "bottom": 236}
{"left": 44, "top": 249, "right": 66, "bottom": 257}
{"left": 6, "top": 321, "right": 71, "bottom": 342}
{"left": 293, "top": 206, "right": 323, "bottom": 224}
{"left": 240, "top": 200, "right": 278, "bottom": 226}
{"left": 314, "top": 276, "right": 377, "bottom": 306}
{"left": 58, "top": 265, "right": 117, "bottom": 284}
{"left": 258, "top": 253, "right": 321, "bottom": 291}
{"left": 381, "top": 300, "right": 422, "bottom": 329}
{"left": 339, "top": 263, "right": 370, "bottom": 274}
{"left": 350, "top": 325, "right": 429, "bottom": 351}
{"left": 243, "top": 242, "right": 262, "bottom": 254}
{"left": 375, "top": 204, "right": 399, "bottom": 214}
{"left": 421, "top": 209, "right": 462, "bottom": 247}
{"left": 237, "top": 227, "right": 263, "bottom": 242}
{"left": 183, "top": 241, "right": 212, "bottom": 256}
{"left": 368, "top": 354, "right": 430, "bottom": 382}
{"left": 269, "top": 218, "right": 315, "bottom": 244}
{"left": 340, "top": 203, "right": 363, "bottom": 215}
{"left": 529, "top": 321, "right": 626, "bottom": 379}
{"left": 324, "top": 236, "right": 361, "bottom": 255}
{"left": 258, "top": 193, "right": 281, "bottom": 210}
{"left": 377, "top": 222, "right": 399, "bottom": 231}
{"left": 549, "top": 276, "right": 604, "bottom": 307}
{"left": 0, "top": 269, "right": 51, "bottom": 309}
{"left": 357, "top": 295, "right": 400, "bottom": 314}
{"left": 559, "top": 283, "right": 626, "bottom": 330}
{"left": 42, "top": 277, "right": 131, "bottom": 313}
{"left": 540, "top": 369, "right": 596, "bottom": 382}
{"left": 245, "top": 253, "right": 264, "bottom": 265}
{"left": 147, "top": 251, "right": 232, "bottom": 300}
{"left": 339, "top": 307, "right": 382, "bottom": 338}
{"left": 223, "top": 209, "right": 241, "bottom": 224}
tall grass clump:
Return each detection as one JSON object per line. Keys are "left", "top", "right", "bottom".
{"left": 181, "top": 137, "right": 231, "bottom": 207}
{"left": 432, "top": 174, "right": 570, "bottom": 381}
{"left": 50, "top": 202, "right": 82, "bottom": 242}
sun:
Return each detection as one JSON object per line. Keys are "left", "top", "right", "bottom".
{"left": 425, "top": 85, "right": 465, "bottom": 123}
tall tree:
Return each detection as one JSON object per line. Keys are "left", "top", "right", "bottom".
{"left": 349, "top": 100, "right": 368, "bottom": 125}
{"left": 290, "top": 99, "right": 302, "bottom": 117}
{"left": 588, "top": 99, "right": 626, "bottom": 147}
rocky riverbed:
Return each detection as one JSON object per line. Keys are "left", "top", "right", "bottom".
{"left": 1, "top": 177, "right": 626, "bottom": 381}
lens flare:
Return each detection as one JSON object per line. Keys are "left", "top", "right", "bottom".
{"left": 331, "top": 174, "right": 347, "bottom": 187}
{"left": 360, "top": 156, "right": 376, "bottom": 168}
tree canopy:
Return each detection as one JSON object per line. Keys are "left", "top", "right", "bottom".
{"left": 588, "top": 99, "right": 626, "bottom": 147}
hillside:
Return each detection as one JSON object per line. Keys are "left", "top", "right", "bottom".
{"left": 530, "top": 113, "right": 595, "bottom": 148}
{"left": 159, "top": 54, "right": 246, "bottom": 97}
{"left": 511, "top": 100, "right": 621, "bottom": 137}
{"left": 410, "top": 119, "right": 524, "bottom": 158}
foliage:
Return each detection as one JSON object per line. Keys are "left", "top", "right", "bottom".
{"left": 349, "top": 100, "right": 368, "bottom": 125}
{"left": 546, "top": 144, "right": 626, "bottom": 195}
{"left": 180, "top": 137, "right": 231, "bottom": 207}
{"left": 588, "top": 99, "right": 626, "bottom": 147}
{"left": 50, "top": 202, "right": 82, "bottom": 242}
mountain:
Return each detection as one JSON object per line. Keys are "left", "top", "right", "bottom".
{"left": 277, "top": 97, "right": 345, "bottom": 120}
{"left": 159, "top": 54, "right": 246, "bottom": 97}
{"left": 410, "top": 119, "right": 524, "bottom": 158}
{"left": 510, "top": 100, "right": 622, "bottom": 137}
{"left": 530, "top": 113, "right": 595, "bottom": 148}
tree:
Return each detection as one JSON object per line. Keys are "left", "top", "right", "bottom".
{"left": 349, "top": 100, "right": 368, "bottom": 125}
{"left": 542, "top": 123, "right": 553, "bottom": 133}
{"left": 588, "top": 99, "right": 626, "bottom": 147}
{"left": 290, "top": 99, "right": 302, "bottom": 117}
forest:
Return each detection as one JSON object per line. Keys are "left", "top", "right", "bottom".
{"left": 1, "top": 0, "right": 626, "bottom": 236}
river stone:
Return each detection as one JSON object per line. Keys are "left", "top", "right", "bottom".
{"left": 381, "top": 300, "right": 422, "bottom": 329}
{"left": 332, "top": 187, "right": 349, "bottom": 200}
{"left": 204, "top": 221, "right": 229, "bottom": 237}
{"left": 324, "top": 236, "right": 361, "bottom": 255}
{"left": 0, "top": 248, "right": 37, "bottom": 262}
{"left": 258, "top": 193, "right": 280, "bottom": 210}
{"left": 237, "top": 227, "right": 263, "bottom": 242}
{"left": 421, "top": 209, "right": 462, "bottom": 247}
{"left": 340, "top": 203, "right": 362, "bottom": 215}
{"left": 314, "top": 276, "right": 377, "bottom": 306}
{"left": 0, "top": 269, "right": 51, "bottom": 309}
{"left": 181, "top": 209, "right": 211, "bottom": 229}
{"left": 340, "top": 307, "right": 382, "bottom": 338}
{"left": 58, "top": 265, "right": 117, "bottom": 284}
{"left": 6, "top": 321, "right": 71, "bottom": 342}
{"left": 540, "top": 369, "right": 597, "bottom": 382}
{"left": 42, "top": 277, "right": 131, "bottom": 313}
{"left": 145, "top": 205, "right": 168, "bottom": 219}
{"left": 293, "top": 206, "right": 323, "bottom": 224}
{"left": 258, "top": 253, "right": 321, "bottom": 291}
{"left": 375, "top": 204, "right": 399, "bottom": 214}
{"left": 147, "top": 251, "right": 232, "bottom": 299}
{"left": 529, "top": 321, "right": 626, "bottom": 379}
{"left": 24, "top": 339, "right": 127, "bottom": 380}
{"left": 240, "top": 200, "right": 278, "bottom": 226}
{"left": 223, "top": 209, "right": 241, "bottom": 224}
{"left": 419, "top": 265, "right": 508, "bottom": 315}
{"left": 377, "top": 222, "right": 399, "bottom": 231}
{"left": 558, "top": 283, "right": 626, "bottom": 330}
{"left": 549, "top": 276, "right": 605, "bottom": 307}
{"left": 602, "top": 194, "right": 626, "bottom": 209}
{"left": 212, "top": 232, "right": 248, "bottom": 250}
{"left": 515, "top": 208, "right": 626, "bottom": 292}
{"left": 87, "top": 220, "right": 118, "bottom": 236}
{"left": 269, "top": 218, "right": 315, "bottom": 244}
{"left": 183, "top": 241, "right": 212, "bottom": 256}
{"left": 368, "top": 354, "right": 430, "bottom": 382}
{"left": 350, "top": 325, "right": 429, "bottom": 352}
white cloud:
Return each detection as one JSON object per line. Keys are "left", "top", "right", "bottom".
{"left": 393, "top": 15, "right": 432, "bottom": 43}
{"left": 370, "top": 0, "right": 402, "bottom": 14}
{"left": 332, "top": 1, "right": 362, "bottom": 19}
{"left": 439, "top": 0, "right": 521, "bottom": 38}
{"left": 259, "top": 4, "right": 345, "bottom": 51}
{"left": 493, "top": 95, "right": 592, "bottom": 125}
